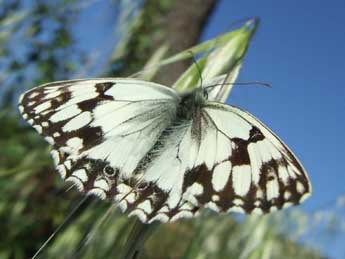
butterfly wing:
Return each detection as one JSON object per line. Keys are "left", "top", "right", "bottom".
{"left": 190, "top": 102, "right": 312, "bottom": 214}
{"left": 18, "top": 78, "right": 179, "bottom": 198}
{"left": 19, "top": 79, "right": 311, "bottom": 223}
{"left": 119, "top": 102, "right": 311, "bottom": 223}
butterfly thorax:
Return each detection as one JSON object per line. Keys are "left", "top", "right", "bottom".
{"left": 177, "top": 88, "right": 207, "bottom": 120}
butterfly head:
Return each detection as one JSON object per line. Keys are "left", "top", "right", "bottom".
{"left": 177, "top": 88, "right": 208, "bottom": 120}
{"left": 181, "top": 88, "right": 208, "bottom": 106}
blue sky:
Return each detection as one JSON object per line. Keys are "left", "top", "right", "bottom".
{"left": 22, "top": 0, "right": 343, "bottom": 257}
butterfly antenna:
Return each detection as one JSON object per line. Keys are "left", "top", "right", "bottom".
{"left": 235, "top": 81, "right": 271, "bottom": 87}
{"left": 205, "top": 81, "right": 271, "bottom": 91}
{"left": 187, "top": 50, "right": 203, "bottom": 88}
{"left": 32, "top": 196, "right": 89, "bottom": 259}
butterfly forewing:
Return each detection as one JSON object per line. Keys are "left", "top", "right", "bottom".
{"left": 18, "top": 78, "right": 311, "bottom": 223}
{"left": 18, "top": 78, "right": 180, "bottom": 196}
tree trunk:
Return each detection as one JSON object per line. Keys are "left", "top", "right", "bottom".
{"left": 113, "top": 0, "right": 218, "bottom": 85}
{"left": 155, "top": 0, "right": 218, "bottom": 85}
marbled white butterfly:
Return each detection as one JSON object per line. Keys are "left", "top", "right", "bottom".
{"left": 18, "top": 78, "right": 311, "bottom": 223}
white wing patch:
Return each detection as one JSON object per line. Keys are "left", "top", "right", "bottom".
{"left": 232, "top": 165, "right": 251, "bottom": 196}
{"left": 212, "top": 161, "right": 232, "bottom": 192}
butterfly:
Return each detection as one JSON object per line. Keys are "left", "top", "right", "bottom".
{"left": 18, "top": 78, "right": 311, "bottom": 223}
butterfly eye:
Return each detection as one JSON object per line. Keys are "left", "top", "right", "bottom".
{"left": 103, "top": 165, "right": 116, "bottom": 177}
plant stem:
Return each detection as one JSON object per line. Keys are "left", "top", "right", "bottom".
{"left": 122, "top": 219, "right": 160, "bottom": 259}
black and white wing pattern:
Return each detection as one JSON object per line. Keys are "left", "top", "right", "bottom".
{"left": 119, "top": 103, "right": 311, "bottom": 223}
{"left": 193, "top": 103, "right": 311, "bottom": 214}
{"left": 18, "top": 78, "right": 311, "bottom": 224}
{"left": 18, "top": 78, "right": 182, "bottom": 203}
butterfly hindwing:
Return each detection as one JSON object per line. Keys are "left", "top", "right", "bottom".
{"left": 120, "top": 102, "right": 311, "bottom": 223}
{"left": 191, "top": 103, "right": 311, "bottom": 214}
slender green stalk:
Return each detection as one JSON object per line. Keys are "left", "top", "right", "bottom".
{"left": 122, "top": 219, "right": 160, "bottom": 259}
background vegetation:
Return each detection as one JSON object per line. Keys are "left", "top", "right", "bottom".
{"left": 0, "top": 1, "right": 343, "bottom": 258}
